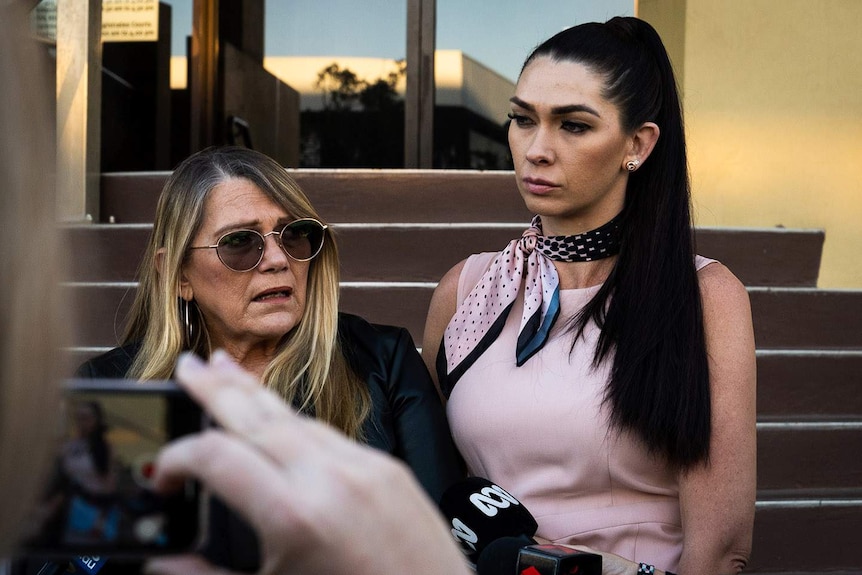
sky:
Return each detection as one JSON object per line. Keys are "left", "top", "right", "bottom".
{"left": 166, "top": 0, "right": 633, "bottom": 82}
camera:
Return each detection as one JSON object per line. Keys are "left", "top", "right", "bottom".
{"left": 19, "top": 379, "right": 205, "bottom": 557}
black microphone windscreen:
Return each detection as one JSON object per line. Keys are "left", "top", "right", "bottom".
{"left": 439, "top": 476, "right": 538, "bottom": 562}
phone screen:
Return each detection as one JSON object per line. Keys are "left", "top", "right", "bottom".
{"left": 20, "top": 379, "right": 204, "bottom": 556}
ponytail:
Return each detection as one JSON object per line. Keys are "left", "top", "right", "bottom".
{"left": 523, "top": 17, "right": 710, "bottom": 468}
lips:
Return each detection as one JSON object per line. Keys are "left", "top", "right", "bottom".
{"left": 253, "top": 287, "right": 293, "bottom": 302}
{"left": 521, "top": 176, "right": 559, "bottom": 194}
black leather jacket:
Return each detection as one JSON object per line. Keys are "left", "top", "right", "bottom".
{"left": 71, "top": 312, "right": 463, "bottom": 572}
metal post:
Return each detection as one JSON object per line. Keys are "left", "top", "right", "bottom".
{"left": 405, "top": 0, "right": 435, "bottom": 168}
{"left": 56, "top": 0, "right": 102, "bottom": 222}
{"left": 190, "top": 0, "right": 220, "bottom": 152}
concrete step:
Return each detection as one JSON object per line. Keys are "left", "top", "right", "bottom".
{"left": 757, "top": 351, "right": 862, "bottom": 420}
{"left": 757, "top": 421, "right": 862, "bottom": 494}
{"left": 97, "top": 169, "right": 824, "bottom": 287}
{"left": 66, "top": 222, "right": 823, "bottom": 287}
{"left": 65, "top": 284, "right": 862, "bottom": 352}
{"left": 749, "top": 287, "right": 862, "bottom": 350}
{"left": 100, "top": 170, "right": 531, "bottom": 224}
{"left": 748, "top": 500, "right": 862, "bottom": 572}
{"left": 64, "top": 331, "right": 862, "bottom": 423}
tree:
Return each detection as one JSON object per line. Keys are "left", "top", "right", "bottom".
{"left": 315, "top": 63, "right": 362, "bottom": 111}
{"left": 305, "top": 61, "right": 407, "bottom": 167}
{"left": 359, "top": 60, "right": 405, "bottom": 112}
{"left": 316, "top": 61, "right": 405, "bottom": 112}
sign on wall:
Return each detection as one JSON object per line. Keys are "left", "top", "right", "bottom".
{"left": 102, "top": 0, "right": 159, "bottom": 42}
{"left": 31, "top": 0, "right": 160, "bottom": 43}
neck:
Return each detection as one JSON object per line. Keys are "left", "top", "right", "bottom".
{"left": 553, "top": 256, "right": 617, "bottom": 290}
{"left": 213, "top": 340, "right": 280, "bottom": 380}
{"left": 540, "top": 206, "right": 624, "bottom": 237}
{"left": 530, "top": 212, "right": 622, "bottom": 269}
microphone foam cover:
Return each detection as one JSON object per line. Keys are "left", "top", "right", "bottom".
{"left": 439, "top": 476, "right": 538, "bottom": 562}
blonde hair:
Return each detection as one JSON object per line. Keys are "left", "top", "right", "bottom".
{"left": 124, "top": 147, "right": 371, "bottom": 439}
{"left": 0, "top": 1, "right": 67, "bottom": 554}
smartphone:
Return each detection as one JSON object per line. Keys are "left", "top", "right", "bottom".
{"left": 19, "top": 379, "right": 205, "bottom": 557}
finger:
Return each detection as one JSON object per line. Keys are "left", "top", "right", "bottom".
{"left": 249, "top": 414, "right": 390, "bottom": 473}
{"left": 145, "top": 554, "right": 237, "bottom": 575}
{"left": 176, "top": 353, "right": 367, "bottom": 469}
{"left": 152, "top": 429, "right": 308, "bottom": 537}
{"left": 175, "top": 351, "right": 293, "bottom": 435}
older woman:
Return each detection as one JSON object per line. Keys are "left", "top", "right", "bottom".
{"left": 77, "top": 146, "right": 462, "bottom": 570}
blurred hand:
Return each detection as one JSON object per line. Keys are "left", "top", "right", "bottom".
{"left": 145, "top": 350, "right": 471, "bottom": 575}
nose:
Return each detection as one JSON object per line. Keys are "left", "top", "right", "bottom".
{"left": 524, "top": 127, "right": 555, "bottom": 165}
{"left": 257, "top": 230, "right": 290, "bottom": 272}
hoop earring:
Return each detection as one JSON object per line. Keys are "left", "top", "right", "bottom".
{"left": 625, "top": 159, "right": 640, "bottom": 172}
{"left": 179, "top": 297, "right": 195, "bottom": 349}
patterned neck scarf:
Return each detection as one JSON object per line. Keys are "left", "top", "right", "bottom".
{"left": 441, "top": 214, "right": 621, "bottom": 392}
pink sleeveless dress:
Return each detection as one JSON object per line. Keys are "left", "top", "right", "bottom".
{"left": 446, "top": 252, "right": 716, "bottom": 572}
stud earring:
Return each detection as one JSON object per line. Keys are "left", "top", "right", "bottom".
{"left": 625, "top": 159, "right": 640, "bottom": 171}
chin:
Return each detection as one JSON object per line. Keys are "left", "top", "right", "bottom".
{"left": 520, "top": 190, "right": 559, "bottom": 210}
{"left": 242, "top": 314, "right": 297, "bottom": 340}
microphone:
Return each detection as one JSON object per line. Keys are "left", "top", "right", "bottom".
{"left": 438, "top": 476, "right": 538, "bottom": 563}
{"left": 477, "top": 536, "right": 601, "bottom": 575}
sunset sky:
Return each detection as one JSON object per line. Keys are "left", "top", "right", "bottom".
{"left": 166, "top": 0, "right": 633, "bottom": 82}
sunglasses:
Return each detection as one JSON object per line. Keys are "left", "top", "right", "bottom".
{"left": 189, "top": 218, "right": 328, "bottom": 272}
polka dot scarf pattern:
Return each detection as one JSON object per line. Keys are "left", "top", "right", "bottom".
{"left": 440, "top": 214, "right": 621, "bottom": 393}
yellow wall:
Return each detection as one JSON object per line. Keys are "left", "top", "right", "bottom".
{"left": 642, "top": 0, "right": 862, "bottom": 287}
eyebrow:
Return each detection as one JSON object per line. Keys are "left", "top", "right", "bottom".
{"left": 509, "top": 96, "right": 601, "bottom": 118}
{"left": 213, "top": 216, "right": 292, "bottom": 237}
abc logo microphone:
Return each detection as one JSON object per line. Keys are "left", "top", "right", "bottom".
{"left": 438, "top": 477, "right": 538, "bottom": 563}
{"left": 439, "top": 477, "right": 601, "bottom": 574}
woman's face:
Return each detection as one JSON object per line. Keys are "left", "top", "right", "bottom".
{"left": 508, "top": 56, "right": 636, "bottom": 235}
{"left": 74, "top": 403, "right": 99, "bottom": 437}
{"left": 180, "top": 177, "right": 310, "bottom": 353}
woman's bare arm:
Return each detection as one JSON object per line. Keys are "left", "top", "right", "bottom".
{"left": 677, "top": 263, "right": 757, "bottom": 574}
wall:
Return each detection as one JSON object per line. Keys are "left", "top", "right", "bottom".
{"left": 641, "top": 0, "right": 862, "bottom": 287}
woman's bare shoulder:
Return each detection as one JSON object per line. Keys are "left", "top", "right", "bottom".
{"left": 697, "top": 260, "right": 749, "bottom": 309}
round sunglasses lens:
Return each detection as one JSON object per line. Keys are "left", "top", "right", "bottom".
{"left": 217, "top": 230, "right": 264, "bottom": 271}
{"left": 280, "top": 221, "right": 324, "bottom": 260}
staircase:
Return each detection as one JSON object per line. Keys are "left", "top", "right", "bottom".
{"left": 66, "top": 169, "right": 862, "bottom": 573}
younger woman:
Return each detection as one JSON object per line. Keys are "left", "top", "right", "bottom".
{"left": 423, "top": 17, "right": 756, "bottom": 575}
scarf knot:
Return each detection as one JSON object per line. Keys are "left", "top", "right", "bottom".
{"left": 519, "top": 223, "right": 540, "bottom": 254}
{"left": 438, "top": 214, "right": 621, "bottom": 397}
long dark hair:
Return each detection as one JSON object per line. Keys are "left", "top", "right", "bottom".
{"left": 523, "top": 17, "right": 710, "bottom": 468}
